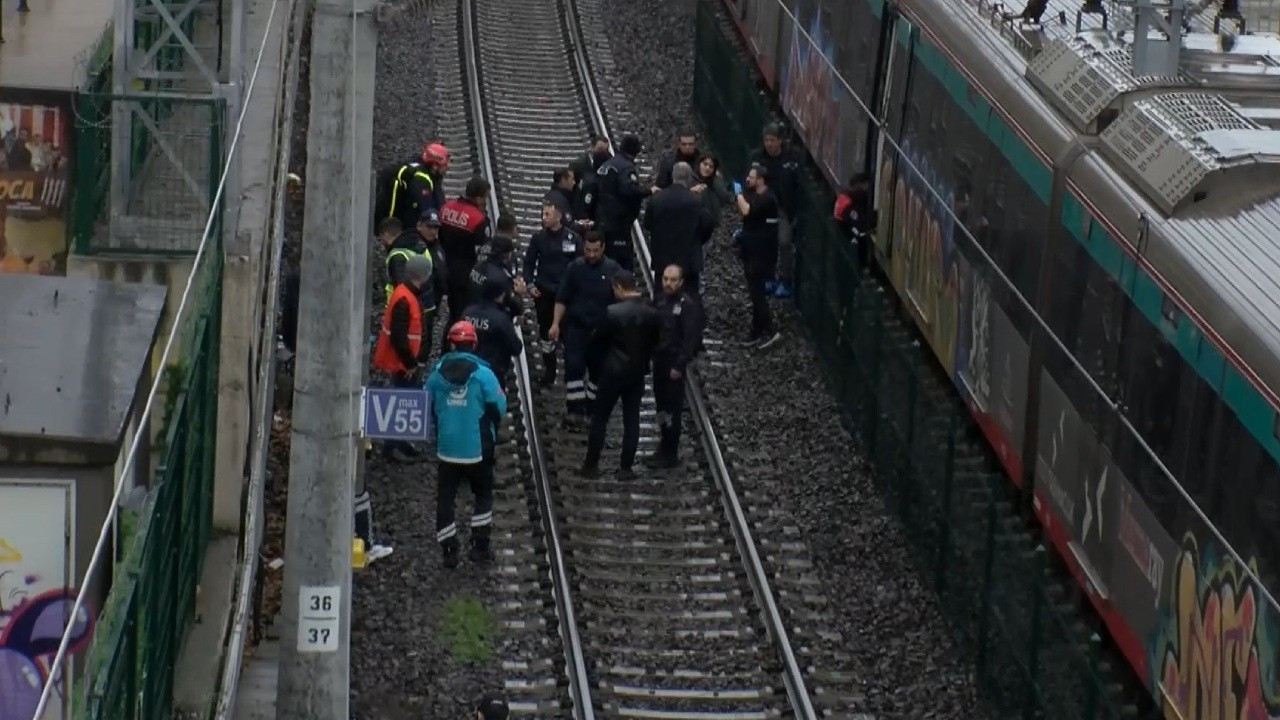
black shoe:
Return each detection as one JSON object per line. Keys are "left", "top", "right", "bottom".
{"left": 468, "top": 539, "right": 492, "bottom": 563}
{"left": 616, "top": 467, "right": 636, "bottom": 480}
{"left": 441, "top": 537, "right": 461, "bottom": 569}
{"left": 645, "top": 453, "right": 679, "bottom": 470}
{"left": 579, "top": 464, "right": 600, "bottom": 479}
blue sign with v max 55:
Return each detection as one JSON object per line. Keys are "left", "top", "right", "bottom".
{"left": 360, "top": 387, "right": 431, "bottom": 441}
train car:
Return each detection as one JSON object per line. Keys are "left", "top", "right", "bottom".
{"left": 718, "top": 0, "right": 1280, "bottom": 717}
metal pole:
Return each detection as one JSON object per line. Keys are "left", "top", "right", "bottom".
{"left": 275, "top": 0, "right": 376, "bottom": 711}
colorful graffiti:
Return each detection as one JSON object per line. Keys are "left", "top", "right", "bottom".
{"left": 1157, "top": 537, "right": 1280, "bottom": 720}
{"left": 781, "top": 5, "right": 841, "bottom": 181}
{"left": 879, "top": 140, "right": 961, "bottom": 375}
{"left": 0, "top": 571, "right": 95, "bottom": 719}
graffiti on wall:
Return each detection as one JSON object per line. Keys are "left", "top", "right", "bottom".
{"left": 879, "top": 139, "right": 961, "bottom": 375}
{"left": 780, "top": 6, "right": 841, "bottom": 182}
{"left": 0, "top": 570, "right": 95, "bottom": 720}
{"left": 1156, "top": 536, "right": 1280, "bottom": 720}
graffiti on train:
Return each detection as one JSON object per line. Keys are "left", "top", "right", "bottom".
{"left": 780, "top": 5, "right": 841, "bottom": 182}
{"left": 879, "top": 139, "right": 960, "bottom": 375}
{"left": 1155, "top": 537, "right": 1280, "bottom": 720}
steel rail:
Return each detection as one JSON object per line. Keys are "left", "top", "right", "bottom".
{"left": 557, "top": 1, "right": 822, "bottom": 717}
{"left": 458, "top": 0, "right": 598, "bottom": 717}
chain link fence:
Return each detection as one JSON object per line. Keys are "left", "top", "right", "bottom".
{"left": 694, "top": 3, "right": 1147, "bottom": 718}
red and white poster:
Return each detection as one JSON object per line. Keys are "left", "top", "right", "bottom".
{"left": 0, "top": 101, "right": 71, "bottom": 276}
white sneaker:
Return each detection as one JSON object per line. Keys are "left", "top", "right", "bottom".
{"left": 367, "top": 544, "right": 394, "bottom": 563}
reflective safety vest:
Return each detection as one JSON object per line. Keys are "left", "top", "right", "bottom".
{"left": 373, "top": 284, "right": 423, "bottom": 373}
{"left": 384, "top": 247, "right": 436, "bottom": 310}
{"left": 388, "top": 164, "right": 435, "bottom": 220}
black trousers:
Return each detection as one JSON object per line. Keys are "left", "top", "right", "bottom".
{"left": 383, "top": 371, "right": 421, "bottom": 456}
{"left": 445, "top": 266, "right": 474, "bottom": 326}
{"left": 563, "top": 322, "right": 603, "bottom": 416}
{"left": 584, "top": 373, "right": 645, "bottom": 471}
{"left": 603, "top": 226, "right": 634, "bottom": 272}
{"left": 741, "top": 242, "right": 777, "bottom": 337}
{"left": 436, "top": 460, "right": 494, "bottom": 545}
{"left": 533, "top": 289, "right": 558, "bottom": 376}
{"left": 652, "top": 360, "right": 685, "bottom": 459}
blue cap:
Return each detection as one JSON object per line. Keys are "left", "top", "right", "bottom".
{"left": 418, "top": 209, "right": 440, "bottom": 226}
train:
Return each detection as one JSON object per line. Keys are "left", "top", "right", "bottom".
{"left": 716, "top": 0, "right": 1280, "bottom": 717}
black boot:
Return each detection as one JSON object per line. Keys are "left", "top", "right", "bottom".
{"left": 469, "top": 526, "right": 492, "bottom": 563}
{"left": 441, "top": 536, "right": 461, "bottom": 569}
{"left": 540, "top": 352, "right": 557, "bottom": 387}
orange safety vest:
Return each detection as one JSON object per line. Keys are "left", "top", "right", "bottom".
{"left": 373, "top": 284, "right": 424, "bottom": 373}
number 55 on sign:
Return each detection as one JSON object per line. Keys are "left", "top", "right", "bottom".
{"left": 360, "top": 387, "right": 432, "bottom": 441}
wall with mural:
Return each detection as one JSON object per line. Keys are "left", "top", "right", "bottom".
{"left": 1155, "top": 537, "right": 1280, "bottom": 720}
{"left": 0, "top": 98, "right": 71, "bottom": 277}
{"left": 0, "top": 484, "right": 94, "bottom": 720}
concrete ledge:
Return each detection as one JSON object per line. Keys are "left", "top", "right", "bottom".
{"left": 173, "top": 535, "right": 240, "bottom": 717}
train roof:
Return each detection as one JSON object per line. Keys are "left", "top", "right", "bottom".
{"left": 0, "top": 0, "right": 112, "bottom": 95}
{"left": 921, "top": 0, "right": 1280, "bottom": 405}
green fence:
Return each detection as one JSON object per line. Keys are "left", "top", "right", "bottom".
{"left": 694, "top": 4, "right": 1136, "bottom": 718}
{"left": 72, "top": 11, "right": 225, "bottom": 256}
{"left": 75, "top": 246, "right": 223, "bottom": 720}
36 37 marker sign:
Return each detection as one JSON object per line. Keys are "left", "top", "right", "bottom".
{"left": 360, "top": 387, "right": 432, "bottom": 441}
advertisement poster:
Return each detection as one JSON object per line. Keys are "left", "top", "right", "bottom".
{"left": 0, "top": 101, "right": 71, "bottom": 276}
{"left": 0, "top": 481, "right": 91, "bottom": 720}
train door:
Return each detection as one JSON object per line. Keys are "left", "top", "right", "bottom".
{"left": 871, "top": 16, "right": 917, "bottom": 261}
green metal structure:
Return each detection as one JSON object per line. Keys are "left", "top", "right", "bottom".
{"left": 693, "top": 3, "right": 1136, "bottom": 718}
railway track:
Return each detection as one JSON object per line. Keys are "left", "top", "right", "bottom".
{"left": 431, "top": 0, "right": 878, "bottom": 717}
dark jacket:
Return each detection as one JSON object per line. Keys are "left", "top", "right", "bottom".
{"left": 595, "top": 296, "right": 661, "bottom": 380}
{"left": 557, "top": 256, "right": 622, "bottom": 328}
{"left": 388, "top": 283, "right": 430, "bottom": 370}
{"left": 652, "top": 147, "right": 701, "bottom": 189}
{"left": 523, "top": 224, "right": 581, "bottom": 293}
{"left": 569, "top": 150, "right": 608, "bottom": 221}
{"left": 463, "top": 298, "right": 523, "bottom": 380}
{"left": 544, "top": 186, "right": 578, "bottom": 228}
{"left": 596, "top": 153, "right": 647, "bottom": 232}
{"left": 439, "top": 197, "right": 491, "bottom": 279}
{"left": 643, "top": 184, "right": 715, "bottom": 274}
{"left": 749, "top": 146, "right": 802, "bottom": 219}
{"left": 835, "top": 186, "right": 874, "bottom": 239}
{"left": 653, "top": 290, "right": 704, "bottom": 373}
{"left": 470, "top": 256, "right": 522, "bottom": 318}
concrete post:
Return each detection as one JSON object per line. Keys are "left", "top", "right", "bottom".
{"left": 275, "top": 0, "right": 376, "bottom": 713}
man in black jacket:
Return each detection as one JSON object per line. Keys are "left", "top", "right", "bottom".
{"left": 643, "top": 162, "right": 715, "bottom": 297}
{"left": 595, "top": 134, "right": 653, "bottom": 271}
{"left": 834, "top": 172, "right": 875, "bottom": 269}
{"left": 524, "top": 201, "right": 581, "bottom": 385}
{"left": 464, "top": 279, "right": 523, "bottom": 390}
{"left": 649, "top": 264, "right": 703, "bottom": 469}
{"left": 580, "top": 273, "right": 661, "bottom": 479}
{"left": 544, "top": 167, "right": 585, "bottom": 232}
{"left": 470, "top": 216, "right": 525, "bottom": 318}
{"left": 650, "top": 128, "right": 701, "bottom": 190}
{"left": 550, "top": 231, "right": 622, "bottom": 421}
{"left": 569, "top": 135, "right": 611, "bottom": 223}
{"left": 749, "top": 122, "right": 802, "bottom": 297}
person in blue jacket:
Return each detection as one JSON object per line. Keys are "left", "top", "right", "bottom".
{"left": 426, "top": 320, "right": 508, "bottom": 568}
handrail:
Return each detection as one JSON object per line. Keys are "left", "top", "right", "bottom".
{"left": 458, "top": 1, "right": 596, "bottom": 718}
{"left": 557, "top": 1, "right": 821, "bottom": 717}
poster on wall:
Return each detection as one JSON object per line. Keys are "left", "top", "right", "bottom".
{"left": 0, "top": 480, "right": 91, "bottom": 720}
{"left": 0, "top": 100, "right": 71, "bottom": 277}
{"left": 779, "top": 1, "right": 843, "bottom": 184}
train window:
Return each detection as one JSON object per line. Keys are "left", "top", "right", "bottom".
{"left": 1159, "top": 294, "right": 1179, "bottom": 329}
{"left": 1211, "top": 417, "right": 1280, "bottom": 588}
{"left": 1178, "top": 373, "right": 1224, "bottom": 516}
{"left": 1120, "top": 303, "right": 1182, "bottom": 466}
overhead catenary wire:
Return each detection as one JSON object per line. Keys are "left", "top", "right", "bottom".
{"left": 29, "top": 1, "right": 285, "bottom": 716}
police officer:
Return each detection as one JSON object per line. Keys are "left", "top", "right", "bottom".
{"left": 372, "top": 255, "right": 435, "bottom": 462}
{"left": 834, "top": 172, "right": 875, "bottom": 269}
{"left": 440, "top": 176, "right": 493, "bottom": 326}
{"left": 523, "top": 201, "right": 581, "bottom": 386}
{"left": 470, "top": 216, "right": 525, "bottom": 318}
{"left": 463, "top": 279, "right": 522, "bottom": 390}
{"left": 385, "top": 210, "right": 445, "bottom": 356}
{"left": 386, "top": 142, "right": 449, "bottom": 228}
{"left": 426, "top": 320, "right": 507, "bottom": 568}
{"left": 595, "top": 134, "right": 652, "bottom": 270}
{"left": 569, "top": 134, "right": 610, "bottom": 223}
{"left": 544, "top": 167, "right": 580, "bottom": 230}
{"left": 549, "top": 231, "right": 621, "bottom": 422}
{"left": 649, "top": 264, "right": 703, "bottom": 469}
{"left": 734, "top": 164, "right": 783, "bottom": 350}
{"left": 750, "top": 122, "right": 801, "bottom": 297}
{"left": 579, "top": 273, "right": 661, "bottom": 479}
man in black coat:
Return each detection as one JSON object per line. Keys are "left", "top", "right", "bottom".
{"left": 642, "top": 161, "right": 715, "bottom": 297}
{"left": 595, "top": 134, "right": 653, "bottom": 271}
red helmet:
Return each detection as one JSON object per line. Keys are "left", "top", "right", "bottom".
{"left": 422, "top": 142, "right": 449, "bottom": 168}
{"left": 448, "top": 320, "right": 477, "bottom": 345}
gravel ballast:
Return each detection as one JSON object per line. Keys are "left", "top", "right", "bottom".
{"left": 593, "top": 0, "right": 994, "bottom": 716}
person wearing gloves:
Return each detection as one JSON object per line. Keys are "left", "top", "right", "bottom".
{"left": 731, "top": 164, "right": 783, "bottom": 350}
